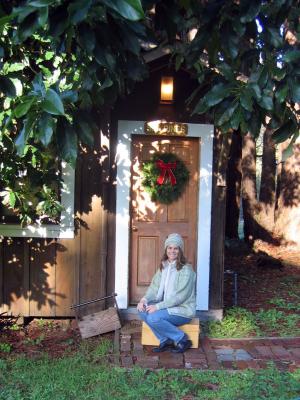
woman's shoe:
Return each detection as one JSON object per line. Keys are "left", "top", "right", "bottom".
{"left": 171, "top": 337, "right": 192, "bottom": 353}
{"left": 152, "top": 339, "right": 174, "bottom": 353}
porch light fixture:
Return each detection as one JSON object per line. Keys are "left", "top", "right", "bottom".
{"left": 160, "top": 76, "right": 174, "bottom": 104}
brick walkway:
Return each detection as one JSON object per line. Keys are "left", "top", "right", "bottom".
{"left": 113, "top": 322, "right": 300, "bottom": 371}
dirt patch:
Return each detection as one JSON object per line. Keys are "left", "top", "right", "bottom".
{"left": 224, "top": 240, "right": 300, "bottom": 311}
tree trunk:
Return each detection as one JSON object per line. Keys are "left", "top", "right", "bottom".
{"left": 258, "top": 127, "right": 276, "bottom": 235}
{"left": 225, "top": 130, "right": 242, "bottom": 238}
{"left": 241, "top": 133, "right": 258, "bottom": 243}
{"left": 275, "top": 141, "right": 300, "bottom": 247}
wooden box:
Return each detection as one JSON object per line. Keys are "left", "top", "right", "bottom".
{"left": 141, "top": 318, "right": 200, "bottom": 348}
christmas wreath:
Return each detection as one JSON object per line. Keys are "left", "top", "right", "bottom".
{"left": 141, "top": 152, "right": 190, "bottom": 204}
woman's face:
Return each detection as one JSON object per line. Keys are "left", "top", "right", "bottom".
{"left": 166, "top": 245, "right": 180, "bottom": 262}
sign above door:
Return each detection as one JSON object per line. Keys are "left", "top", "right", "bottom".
{"left": 144, "top": 121, "right": 188, "bottom": 136}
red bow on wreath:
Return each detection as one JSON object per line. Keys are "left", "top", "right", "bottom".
{"left": 156, "top": 159, "right": 177, "bottom": 186}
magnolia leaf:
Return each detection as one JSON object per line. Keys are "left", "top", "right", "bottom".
{"left": 217, "top": 62, "right": 235, "bottom": 81}
{"left": 75, "top": 116, "right": 94, "bottom": 147}
{"left": 94, "top": 45, "right": 116, "bottom": 71}
{"left": 13, "top": 5, "right": 36, "bottom": 23}
{"left": 175, "top": 54, "right": 184, "bottom": 71}
{"left": 216, "top": 101, "right": 238, "bottom": 126}
{"left": 29, "top": 0, "right": 55, "bottom": 6}
{"left": 273, "top": 67, "right": 286, "bottom": 81}
{"left": 258, "top": 95, "right": 273, "bottom": 110}
{"left": 240, "top": 118, "right": 250, "bottom": 134}
{"left": 0, "top": 76, "right": 16, "bottom": 97}
{"left": 0, "top": 190, "right": 10, "bottom": 206}
{"left": 102, "top": 0, "right": 145, "bottom": 21}
{"left": 283, "top": 50, "right": 300, "bottom": 63}
{"left": 120, "top": 27, "right": 141, "bottom": 55}
{"left": 36, "top": 112, "right": 55, "bottom": 145}
{"left": 15, "top": 115, "right": 36, "bottom": 155}
{"left": 38, "top": 6, "right": 48, "bottom": 26}
{"left": 14, "top": 97, "right": 36, "bottom": 118}
{"left": 282, "top": 132, "right": 299, "bottom": 162}
{"left": 17, "top": 12, "right": 40, "bottom": 42}
{"left": 290, "top": 79, "right": 300, "bottom": 103}
{"left": 99, "top": 77, "right": 113, "bottom": 91}
{"left": 0, "top": 15, "right": 12, "bottom": 28}
{"left": 240, "top": 90, "right": 253, "bottom": 112}
{"left": 249, "top": 83, "right": 261, "bottom": 100}
{"left": 61, "top": 90, "right": 78, "bottom": 103}
{"left": 57, "top": 120, "right": 77, "bottom": 166}
{"left": 192, "top": 97, "right": 209, "bottom": 115}
{"left": 233, "top": 20, "right": 246, "bottom": 36}
{"left": 258, "top": 67, "right": 269, "bottom": 88}
{"left": 68, "top": 0, "right": 92, "bottom": 24}
{"left": 41, "top": 88, "right": 65, "bottom": 115}
{"left": 275, "top": 84, "right": 288, "bottom": 103}
{"left": 226, "top": 34, "right": 239, "bottom": 59}
{"left": 32, "top": 73, "right": 46, "bottom": 96}
{"left": 9, "top": 192, "right": 16, "bottom": 208}
{"left": 230, "top": 107, "right": 243, "bottom": 130}
{"left": 249, "top": 114, "right": 262, "bottom": 137}
{"left": 240, "top": 1, "right": 261, "bottom": 23}
{"left": 204, "top": 83, "right": 231, "bottom": 107}
{"left": 78, "top": 27, "right": 96, "bottom": 54}
{"left": 267, "top": 27, "right": 283, "bottom": 48}
{"left": 272, "top": 119, "right": 297, "bottom": 143}
{"left": 3, "top": 62, "right": 25, "bottom": 73}
{"left": 48, "top": 6, "right": 69, "bottom": 37}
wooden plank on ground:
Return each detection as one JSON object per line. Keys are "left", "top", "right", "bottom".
{"left": 77, "top": 307, "right": 121, "bottom": 339}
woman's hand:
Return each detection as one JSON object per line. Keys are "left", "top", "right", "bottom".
{"left": 137, "top": 300, "right": 146, "bottom": 312}
{"left": 146, "top": 304, "right": 157, "bottom": 314}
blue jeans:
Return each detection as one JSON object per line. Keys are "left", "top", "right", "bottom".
{"left": 139, "top": 308, "right": 191, "bottom": 344}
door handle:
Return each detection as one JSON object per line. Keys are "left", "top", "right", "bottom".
{"left": 132, "top": 226, "right": 138, "bottom": 231}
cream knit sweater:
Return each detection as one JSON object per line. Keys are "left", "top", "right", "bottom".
{"left": 143, "top": 262, "right": 196, "bottom": 318}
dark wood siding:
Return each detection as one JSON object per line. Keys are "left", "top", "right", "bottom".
{"left": 209, "top": 131, "right": 231, "bottom": 309}
{"left": 0, "top": 115, "right": 111, "bottom": 317}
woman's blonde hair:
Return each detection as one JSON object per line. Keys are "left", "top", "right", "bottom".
{"left": 160, "top": 247, "right": 187, "bottom": 271}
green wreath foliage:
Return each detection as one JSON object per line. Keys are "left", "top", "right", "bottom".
{"left": 141, "top": 152, "right": 190, "bottom": 204}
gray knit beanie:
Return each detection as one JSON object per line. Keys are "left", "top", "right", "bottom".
{"left": 164, "top": 233, "right": 184, "bottom": 251}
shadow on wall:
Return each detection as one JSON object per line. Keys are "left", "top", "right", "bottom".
{"left": 1, "top": 238, "right": 66, "bottom": 313}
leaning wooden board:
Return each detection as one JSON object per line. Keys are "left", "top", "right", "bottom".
{"left": 77, "top": 307, "right": 121, "bottom": 339}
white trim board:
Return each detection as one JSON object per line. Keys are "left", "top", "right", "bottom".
{"left": 0, "top": 162, "right": 75, "bottom": 239}
{"left": 115, "top": 120, "right": 214, "bottom": 311}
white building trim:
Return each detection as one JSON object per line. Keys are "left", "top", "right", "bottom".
{"left": 115, "top": 120, "right": 214, "bottom": 310}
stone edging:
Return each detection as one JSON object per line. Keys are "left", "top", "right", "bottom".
{"left": 208, "top": 336, "right": 300, "bottom": 342}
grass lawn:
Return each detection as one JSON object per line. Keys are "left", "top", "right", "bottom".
{"left": 0, "top": 340, "right": 299, "bottom": 400}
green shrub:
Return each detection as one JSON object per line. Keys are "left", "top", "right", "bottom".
{"left": 207, "top": 307, "right": 260, "bottom": 338}
{"left": 0, "top": 343, "right": 12, "bottom": 353}
{"left": 256, "top": 309, "right": 300, "bottom": 337}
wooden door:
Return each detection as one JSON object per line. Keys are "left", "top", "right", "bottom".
{"left": 130, "top": 135, "right": 199, "bottom": 304}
